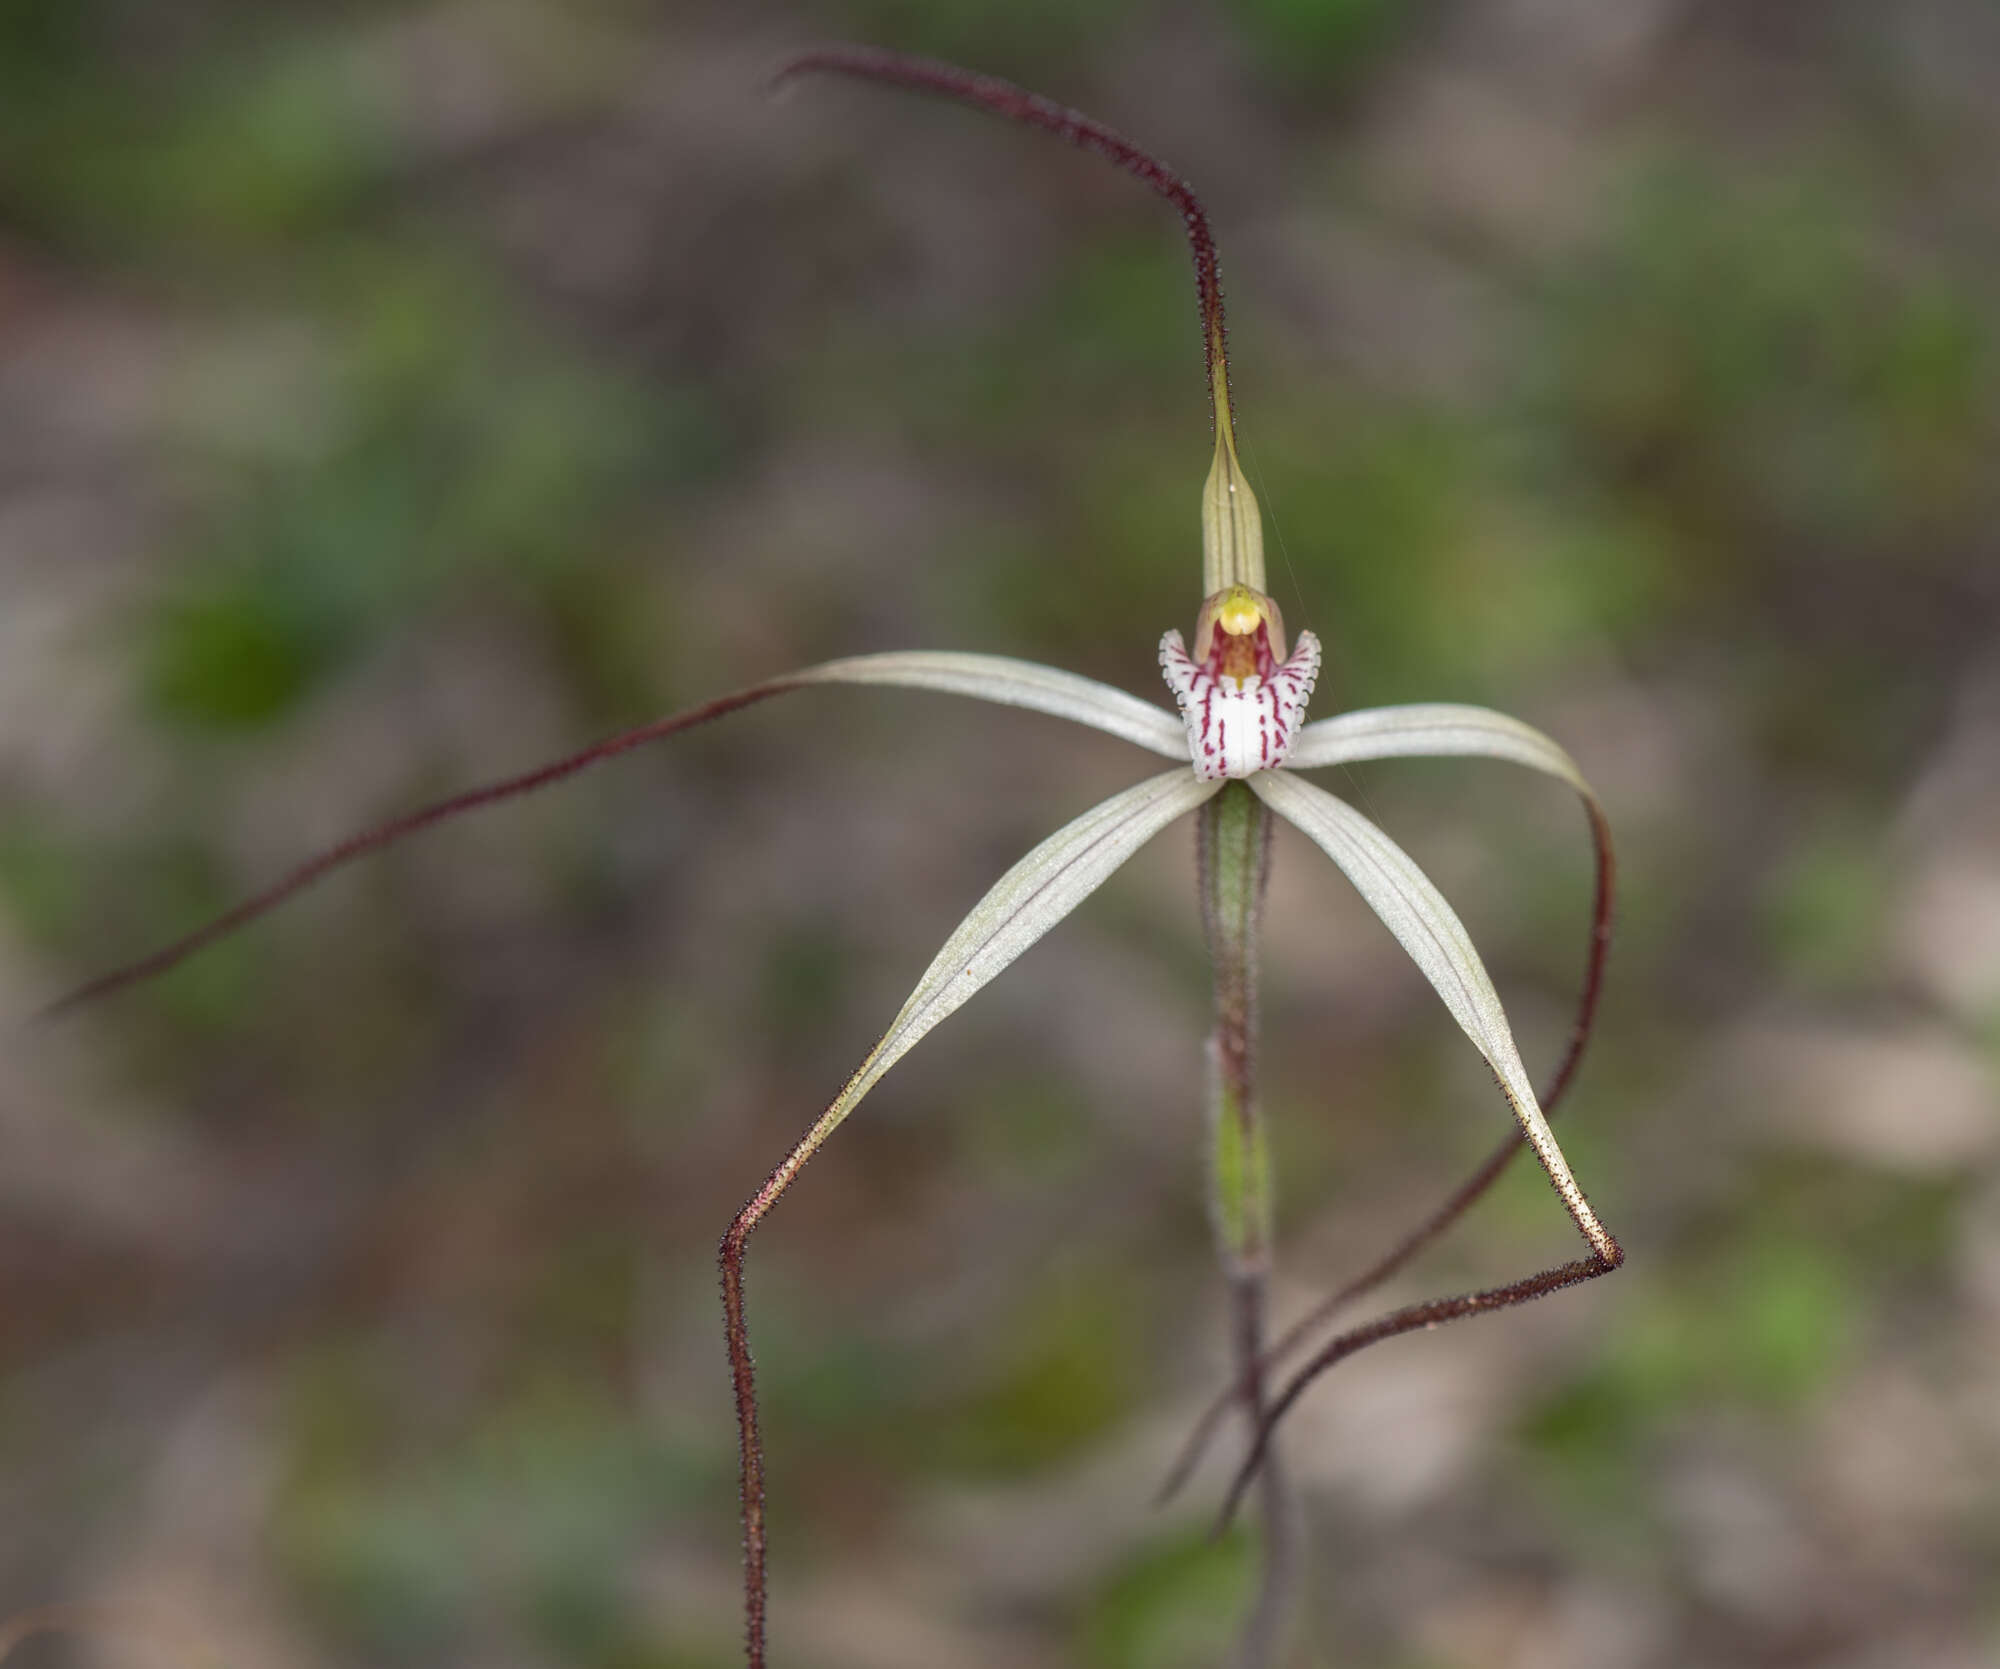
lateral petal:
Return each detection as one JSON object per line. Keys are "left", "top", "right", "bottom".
{"left": 806, "top": 652, "right": 1188, "bottom": 759}
{"left": 1285, "top": 702, "right": 1587, "bottom": 789}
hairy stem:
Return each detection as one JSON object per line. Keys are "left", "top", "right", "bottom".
{"left": 1198, "top": 782, "right": 1296, "bottom": 1668}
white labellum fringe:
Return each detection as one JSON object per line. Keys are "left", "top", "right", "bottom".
{"left": 1160, "top": 629, "right": 1322, "bottom": 780}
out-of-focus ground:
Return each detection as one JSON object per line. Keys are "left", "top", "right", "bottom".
{"left": 3, "top": 3, "right": 1999, "bottom": 1666}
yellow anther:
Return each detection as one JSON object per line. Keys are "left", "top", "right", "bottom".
{"left": 1192, "top": 585, "right": 1288, "bottom": 667}
{"left": 1216, "top": 586, "right": 1265, "bottom": 637}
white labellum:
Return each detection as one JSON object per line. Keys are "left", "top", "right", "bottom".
{"left": 1159, "top": 629, "right": 1322, "bottom": 780}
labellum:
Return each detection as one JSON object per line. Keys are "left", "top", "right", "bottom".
{"left": 1161, "top": 584, "right": 1322, "bottom": 779}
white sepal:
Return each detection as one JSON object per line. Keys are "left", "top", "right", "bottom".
{"left": 791, "top": 769, "right": 1223, "bottom": 1168}
{"left": 1248, "top": 769, "right": 1616, "bottom": 1263}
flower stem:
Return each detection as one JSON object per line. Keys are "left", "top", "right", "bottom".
{"left": 1197, "top": 781, "right": 1297, "bottom": 1668}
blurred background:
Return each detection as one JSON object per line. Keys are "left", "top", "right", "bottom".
{"left": 3, "top": 2, "right": 1999, "bottom": 1666}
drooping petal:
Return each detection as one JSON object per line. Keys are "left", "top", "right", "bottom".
{"left": 1248, "top": 769, "right": 1617, "bottom": 1264}
{"left": 803, "top": 651, "right": 1187, "bottom": 759}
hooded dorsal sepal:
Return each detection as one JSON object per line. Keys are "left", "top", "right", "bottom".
{"left": 1201, "top": 380, "right": 1267, "bottom": 597}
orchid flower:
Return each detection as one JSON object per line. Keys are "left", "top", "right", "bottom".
{"left": 42, "top": 46, "right": 1624, "bottom": 1669}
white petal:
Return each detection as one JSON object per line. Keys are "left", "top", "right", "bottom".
{"left": 802, "top": 652, "right": 1187, "bottom": 759}
{"left": 32, "top": 655, "right": 1187, "bottom": 1019}
{"left": 1248, "top": 769, "right": 1616, "bottom": 1262}
{"left": 1285, "top": 702, "right": 1587, "bottom": 789}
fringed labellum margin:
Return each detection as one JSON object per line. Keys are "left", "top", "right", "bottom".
{"left": 1161, "top": 585, "right": 1322, "bottom": 780}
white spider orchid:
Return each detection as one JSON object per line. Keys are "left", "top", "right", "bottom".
{"left": 44, "top": 46, "right": 1624, "bottom": 1669}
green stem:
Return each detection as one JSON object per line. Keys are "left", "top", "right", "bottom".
{"left": 1197, "top": 782, "right": 1297, "bottom": 1669}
